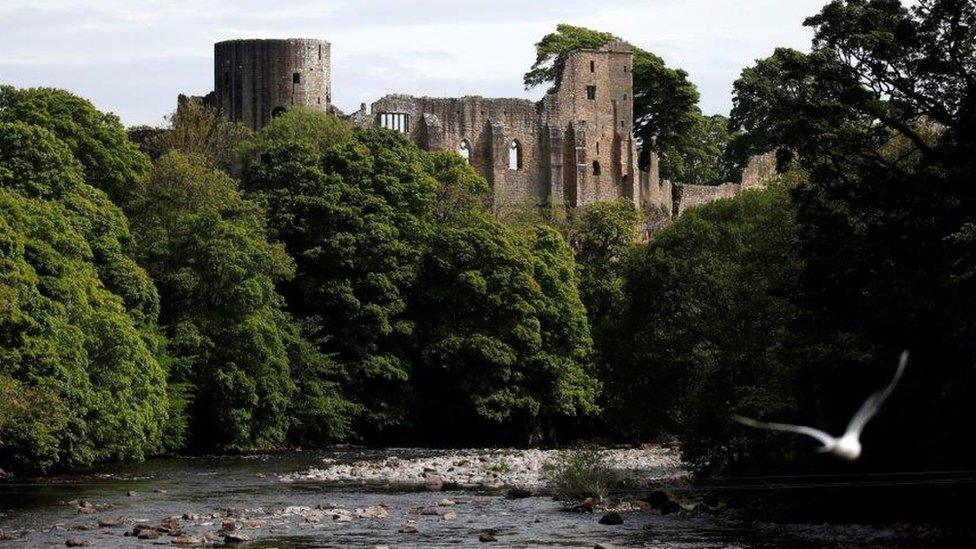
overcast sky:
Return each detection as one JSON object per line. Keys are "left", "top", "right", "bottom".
{"left": 0, "top": 0, "right": 830, "bottom": 126}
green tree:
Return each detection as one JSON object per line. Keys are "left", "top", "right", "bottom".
{"left": 244, "top": 116, "right": 436, "bottom": 434}
{"left": 525, "top": 24, "right": 700, "bottom": 171}
{"left": 0, "top": 86, "right": 151, "bottom": 205}
{"left": 244, "top": 110, "right": 598, "bottom": 441}
{"left": 129, "top": 151, "right": 354, "bottom": 450}
{"left": 566, "top": 199, "right": 640, "bottom": 330}
{"left": 0, "top": 122, "right": 159, "bottom": 326}
{"left": 605, "top": 185, "right": 802, "bottom": 465}
{"left": 0, "top": 122, "right": 167, "bottom": 474}
{"left": 413, "top": 212, "right": 599, "bottom": 441}
{"left": 660, "top": 114, "right": 736, "bottom": 185}
{"left": 718, "top": 0, "right": 976, "bottom": 477}
{"left": 130, "top": 98, "right": 253, "bottom": 171}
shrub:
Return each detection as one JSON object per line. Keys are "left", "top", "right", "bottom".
{"left": 543, "top": 447, "right": 619, "bottom": 502}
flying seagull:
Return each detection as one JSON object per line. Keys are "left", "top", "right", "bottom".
{"left": 734, "top": 351, "right": 909, "bottom": 461}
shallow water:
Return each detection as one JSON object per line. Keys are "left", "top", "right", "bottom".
{"left": 0, "top": 449, "right": 939, "bottom": 548}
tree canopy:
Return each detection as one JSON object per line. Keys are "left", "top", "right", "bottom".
{"left": 0, "top": 86, "right": 151, "bottom": 205}
{"left": 0, "top": 120, "right": 166, "bottom": 474}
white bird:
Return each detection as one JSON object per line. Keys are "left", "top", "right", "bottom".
{"left": 734, "top": 350, "right": 909, "bottom": 461}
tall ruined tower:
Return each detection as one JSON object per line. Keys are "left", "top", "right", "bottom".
{"left": 543, "top": 41, "right": 638, "bottom": 208}
{"left": 214, "top": 38, "right": 331, "bottom": 130}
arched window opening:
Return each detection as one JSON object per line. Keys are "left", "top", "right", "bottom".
{"left": 271, "top": 106, "right": 287, "bottom": 118}
{"left": 458, "top": 140, "right": 471, "bottom": 163}
{"left": 508, "top": 140, "right": 522, "bottom": 170}
{"left": 592, "top": 160, "right": 601, "bottom": 176}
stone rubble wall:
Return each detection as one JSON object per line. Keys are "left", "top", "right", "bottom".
{"left": 640, "top": 151, "right": 778, "bottom": 221}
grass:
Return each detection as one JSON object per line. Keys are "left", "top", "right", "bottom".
{"left": 542, "top": 447, "right": 620, "bottom": 502}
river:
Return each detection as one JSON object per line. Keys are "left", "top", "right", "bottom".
{"left": 0, "top": 449, "right": 946, "bottom": 548}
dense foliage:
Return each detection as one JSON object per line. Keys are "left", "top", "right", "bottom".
{"left": 721, "top": 0, "right": 976, "bottom": 474}
{"left": 0, "top": 86, "right": 151, "bottom": 205}
{"left": 659, "top": 114, "right": 736, "bottom": 186}
{"left": 130, "top": 99, "right": 253, "bottom": 171}
{"left": 0, "top": 121, "right": 167, "bottom": 473}
{"left": 243, "top": 110, "right": 598, "bottom": 442}
{"left": 603, "top": 0, "right": 976, "bottom": 495}
{"left": 128, "top": 151, "right": 354, "bottom": 450}
{"left": 604, "top": 184, "right": 803, "bottom": 465}
{"left": 413, "top": 214, "right": 598, "bottom": 441}
{"left": 566, "top": 199, "right": 640, "bottom": 333}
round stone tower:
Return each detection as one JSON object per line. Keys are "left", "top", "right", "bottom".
{"left": 214, "top": 38, "right": 331, "bottom": 130}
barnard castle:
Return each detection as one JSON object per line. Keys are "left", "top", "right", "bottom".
{"left": 185, "top": 38, "right": 775, "bottom": 219}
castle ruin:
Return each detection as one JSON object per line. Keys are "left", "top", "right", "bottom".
{"left": 188, "top": 38, "right": 774, "bottom": 219}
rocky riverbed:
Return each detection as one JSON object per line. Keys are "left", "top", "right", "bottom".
{"left": 0, "top": 448, "right": 946, "bottom": 548}
{"left": 280, "top": 446, "right": 685, "bottom": 490}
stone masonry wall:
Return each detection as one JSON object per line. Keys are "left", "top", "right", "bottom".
{"left": 353, "top": 95, "right": 545, "bottom": 214}
{"left": 214, "top": 38, "right": 331, "bottom": 131}
{"left": 350, "top": 42, "right": 639, "bottom": 215}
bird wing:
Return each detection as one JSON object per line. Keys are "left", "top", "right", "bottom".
{"left": 844, "top": 350, "right": 909, "bottom": 438}
{"left": 734, "top": 415, "right": 836, "bottom": 448}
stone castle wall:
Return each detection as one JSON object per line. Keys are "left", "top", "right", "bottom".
{"left": 189, "top": 37, "right": 776, "bottom": 220}
{"left": 350, "top": 42, "right": 639, "bottom": 215}
{"left": 641, "top": 152, "right": 779, "bottom": 219}
{"left": 213, "top": 38, "right": 331, "bottom": 131}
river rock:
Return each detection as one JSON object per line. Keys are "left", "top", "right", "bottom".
{"left": 219, "top": 518, "right": 237, "bottom": 533}
{"left": 399, "top": 524, "right": 419, "bottom": 534}
{"left": 644, "top": 490, "right": 680, "bottom": 515}
{"left": 243, "top": 517, "right": 263, "bottom": 528}
{"left": 137, "top": 528, "right": 160, "bottom": 540}
{"left": 224, "top": 532, "right": 251, "bottom": 543}
{"left": 171, "top": 533, "right": 205, "bottom": 545}
{"left": 65, "top": 538, "right": 91, "bottom": 547}
{"left": 355, "top": 505, "right": 389, "bottom": 519}
{"left": 281, "top": 447, "right": 685, "bottom": 490}
{"left": 595, "top": 544, "right": 617, "bottom": 549}
{"left": 76, "top": 501, "right": 96, "bottom": 514}
{"left": 599, "top": 512, "right": 623, "bottom": 525}
{"left": 423, "top": 473, "right": 444, "bottom": 491}
{"left": 159, "top": 515, "right": 182, "bottom": 534}
{"left": 442, "top": 510, "right": 457, "bottom": 521}
{"left": 479, "top": 532, "right": 498, "bottom": 542}
{"left": 438, "top": 498, "right": 456, "bottom": 506}
{"left": 97, "top": 516, "right": 124, "bottom": 528}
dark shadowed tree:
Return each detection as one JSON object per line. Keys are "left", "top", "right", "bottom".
{"left": 717, "top": 0, "right": 976, "bottom": 478}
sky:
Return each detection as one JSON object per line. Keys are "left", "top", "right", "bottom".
{"left": 0, "top": 0, "right": 831, "bottom": 127}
